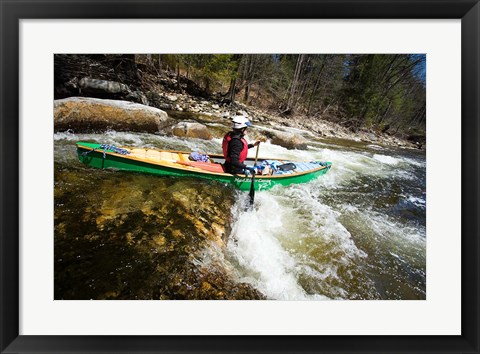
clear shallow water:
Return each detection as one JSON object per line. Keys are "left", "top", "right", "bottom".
{"left": 55, "top": 128, "right": 426, "bottom": 300}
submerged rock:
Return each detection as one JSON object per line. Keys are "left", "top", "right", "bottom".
{"left": 54, "top": 168, "right": 264, "bottom": 300}
{"left": 54, "top": 97, "right": 171, "bottom": 133}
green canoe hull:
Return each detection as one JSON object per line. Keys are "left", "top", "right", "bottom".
{"left": 76, "top": 142, "right": 331, "bottom": 191}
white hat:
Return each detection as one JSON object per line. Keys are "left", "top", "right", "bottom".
{"left": 232, "top": 116, "right": 252, "bottom": 129}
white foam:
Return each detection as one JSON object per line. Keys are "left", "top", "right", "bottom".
{"left": 226, "top": 181, "right": 370, "bottom": 300}
{"left": 227, "top": 193, "right": 320, "bottom": 300}
{"left": 407, "top": 195, "right": 426, "bottom": 208}
{"left": 356, "top": 207, "right": 426, "bottom": 245}
{"left": 285, "top": 184, "right": 367, "bottom": 260}
{"left": 373, "top": 154, "right": 401, "bottom": 165}
{"left": 54, "top": 130, "right": 78, "bottom": 141}
{"left": 367, "top": 144, "right": 385, "bottom": 150}
{"left": 103, "top": 130, "right": 149, "bottom": 146}
{"left": 402, "top": 156, "right": 426, "bottom": 168}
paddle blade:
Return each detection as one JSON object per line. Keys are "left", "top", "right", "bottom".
{"left": 248, "top": 172, "right": 255, "bottom": 206}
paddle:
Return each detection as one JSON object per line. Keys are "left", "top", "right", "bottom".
{"left": 248, "top": 169, "right": 256, "bottom": 207}
{"left": 248, "top": 142, "right": 262, "bottom": 208}
{"left": 254, "top": 142, "right": 261, "bottom": 166}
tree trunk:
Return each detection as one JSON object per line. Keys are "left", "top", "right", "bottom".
{"left": 377, "top": 100, "right": 392, "bottom": 125}
{"left": 176, "top": 58, "right": 181, "bottom": 90}
{"left": 244, "top": 84, "right": 250, "bottom": 103}
{"left": 243, "top": 55, "right": 255, "bottom": 103}
{"left": 228, "top": 77, "right": 237, "bottom": 102}
{"left": 149, "top": 54, "right": 161, "bottom": 74}
{"left": 119, "top": 54, "right": 138, "bottom": 82}
{"left": 286, "top": 54, "right": 305, "bottom": 114}
{"left": 307, "top": 56, "right": 327, "bottom": 116}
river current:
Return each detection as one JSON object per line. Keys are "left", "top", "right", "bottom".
{"left": 54, "top": 125, "right": 426, "bottom": 300}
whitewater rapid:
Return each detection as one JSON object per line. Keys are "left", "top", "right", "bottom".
{"left": 55, "top": 129, "right": 426, "bottom": 300}
{"left": 227, "top": 138, "right": 426, "bottom": 300}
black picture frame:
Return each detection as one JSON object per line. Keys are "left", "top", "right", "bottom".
{"left": 1, "top": 1, "right": 478, "bottom": 353}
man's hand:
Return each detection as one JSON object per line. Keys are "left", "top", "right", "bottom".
{"left": 245, "top": 166, "right": 256, "bottom": 175}
{"left": 253, "top": 141, "right": 261, "bottom": 147}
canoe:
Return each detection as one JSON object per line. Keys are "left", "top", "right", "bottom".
{"left": 76, "top": 142, "right": 332, "bottom": 191}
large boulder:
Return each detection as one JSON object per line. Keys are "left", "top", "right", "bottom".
{"left": 269, "top": 131, "right": 308, "bottom": 150}
{"left": 54, "top": 97, "right": 171, "bottom": 133}
{"left": 171, "top": 121, "right": 213, "bottom": 140}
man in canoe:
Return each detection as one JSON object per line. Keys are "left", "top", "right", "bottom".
{"left": 222, "top": 116, "right": 260, "bottom": 175}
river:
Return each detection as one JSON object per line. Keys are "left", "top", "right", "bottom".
{"left": 54, "top": 123, "right": 426, "bottom": 300}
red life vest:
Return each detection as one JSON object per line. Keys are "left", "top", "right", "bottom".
{"left": 222, "top": 132, "right": 248, "bottom": 163}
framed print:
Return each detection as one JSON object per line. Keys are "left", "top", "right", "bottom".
{"left": 1, "top": 0, "right": 479, "bottom": 353}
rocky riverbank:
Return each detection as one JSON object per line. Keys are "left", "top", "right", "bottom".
{"left": 151, "top": 90, "right": 421, "bottom": 149}
{"left": 54, "top": 94, "right": 421, "bottom": 152}
{"left": 54, "top": 54, "right": 424, "bottom": 150}
{"left": 53, "top": 97, "right": 308, "bottom": 150}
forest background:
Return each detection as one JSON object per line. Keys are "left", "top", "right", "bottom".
{"left": 55, "top": 54, "right": 426, "bottom": 146}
